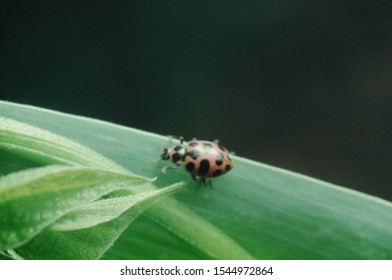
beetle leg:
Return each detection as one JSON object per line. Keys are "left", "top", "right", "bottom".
{"left": 161, "top": 165, "right": 179, "bottom": 173}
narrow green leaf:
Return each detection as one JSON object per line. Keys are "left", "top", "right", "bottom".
{"left": 0, "top": 110, "right": 253, "bottom": 260}
{"left": 0, "top": 116, "right": 129, "bottom": 175}
{"left": 0, "top": 165, "right": 150, "bottom": 251}
{"left": 1, "top": 101, "right": 392, "bottom": 260}
{"left": 144, "top": 197, "right": 255, "bottom": 259}
{"left": 12, "top": 182, "right": 184, "bottom": 260}
{"left": 51, "top": 182, "right": 184, "bottom": 231}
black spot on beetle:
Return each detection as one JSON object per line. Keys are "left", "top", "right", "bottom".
{"left": 198, "top": 159, "right": 210, "bottom": 176}
{"left": 174, "top": 145, "right": 183, "bottom": 151}
{"left": 213, "top": 170, "right": 223, "bottom": 177}
{"left": 225, "top": 164, "right": 232, "bottom": 172}
{"left": 161, "top": 148, "right": 170, "bottom": 160}
{"left": 189, "top": 141, "right": 198, "bottom": 147}
{"left": 185, "top": 162, "right": 195, "bottom": 172}
{"left": 172, "top": 152, "right": 183, "bottom": 163}
{"left": 186, "top": 150, "right": 200, "bottom": 160}
{"left": 202, "top": 143, "right": 213, "bottom": 153}
{"left": 215, "top": 152, "right": 224, "bottom": 166}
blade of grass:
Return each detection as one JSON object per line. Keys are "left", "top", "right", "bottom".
{"left": 50, "top": 182, "right": 185, "bottom": 231}
{"left": 0, "top": 116, "right": 129, "bottom": 174}
{"left": 0, "top": 165, "right": 151, "bottom": 251}
{"left": 1, "top": 101, "right": 392, "bottom": 259}
{"left": 12, "top": 182, "right": 184, "bottom": 260}
{"left": 0, "top": 111, "right": 254, "bottom": 259}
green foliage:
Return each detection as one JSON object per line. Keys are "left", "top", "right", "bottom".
{"left": 1, "top": 101, "right": 391, "bottom": 259}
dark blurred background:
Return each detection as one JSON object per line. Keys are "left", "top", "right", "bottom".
{"left": 1, "top": 0, "right": 391, "bottom": 201}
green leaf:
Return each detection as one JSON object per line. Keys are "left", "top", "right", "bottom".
{"left": 10, "top": 181, "right": 184, "bottom": 260}
{"left": 0, "top": 116, "right": 129, "bottom": 174}
{"left": 0, "top": 165, "right": 150, "bottom": 251}
{"left": 0, "top": 110, "right": 252, "bottom": 260}
{"left": 1, "top": 101, "right": 392, "bottom": 259}
{"left": 50, "top": 182, "right": 185, "bottom": 232}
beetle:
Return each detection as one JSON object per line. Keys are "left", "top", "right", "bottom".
{"left": 160, "top": 137, "right": 233, "bottom": 185}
